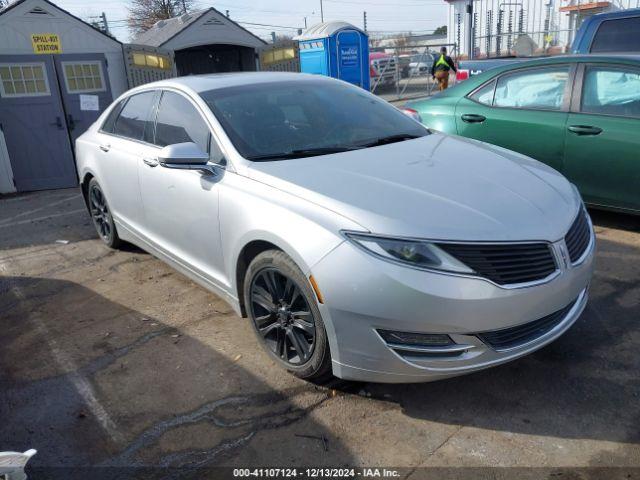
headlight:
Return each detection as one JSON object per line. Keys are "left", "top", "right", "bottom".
{"left": 344, "top": 232, "right": 473, "bottom": 274}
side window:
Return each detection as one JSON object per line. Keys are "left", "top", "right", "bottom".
{"left": 468, "top": 79, "right": 496, "bottom": 105}
{"left": 580, "top": 66, "right": 640, "bottom": 118}
{"left": 112, "top": 91, "right": 156, "bottom": 141}
{"left": 590, "top": 18, "right": 640, "bottom": 53}
{"left": 154, "top": 91, "right": 211, "bottom": 155}
{"left": 494, "top": 67, "right": 569, "bottom": 111}
{"left": 101, "top": 100, "right": 126, "bottom": 134}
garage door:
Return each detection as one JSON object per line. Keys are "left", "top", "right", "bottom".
{"left": 0, "top": 54, "right": 76, "bottom": 191}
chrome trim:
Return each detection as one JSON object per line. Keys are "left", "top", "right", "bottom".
{"left": 159, "top": 161, "right": 219, "bottom": 176}
{"left": 387, "top": 343, "right": 474, "bottom": 354}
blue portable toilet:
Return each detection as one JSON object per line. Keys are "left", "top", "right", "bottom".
{"left": 295, "top": 21, "right": 369, "bottom": 90}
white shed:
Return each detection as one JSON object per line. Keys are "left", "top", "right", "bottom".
{"left": 135, "top": 8, "right": 267, "bottom": 76}
{"left": 0, "top": 0, "right": 126, "bottom": 192}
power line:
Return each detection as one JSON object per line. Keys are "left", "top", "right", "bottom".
{"left": 324, "top": 0, "right": 444, "bottom": 5}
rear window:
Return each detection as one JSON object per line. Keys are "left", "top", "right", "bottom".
{"left": 590, "top": 17, "right": 640, "bottom": 53}
{"left": 469, "top": 79, "right": 496, "bottom": 105}
{"left": 101, "top": 100, "right": 124, "bottom": 134}
{"left": 581, "top": 66, "right": 640, "bottom": 118}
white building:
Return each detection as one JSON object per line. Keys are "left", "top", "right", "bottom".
{"left": 446, "top": 0, "right": 640, "bottom": 58}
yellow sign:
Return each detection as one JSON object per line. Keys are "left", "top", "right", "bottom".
{"left": 31, "top": 33, "right": 62, "bottom": 54}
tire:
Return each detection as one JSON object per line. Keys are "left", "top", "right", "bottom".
{"left": 244, "top": 250, "right": 332, "bottom": 382}
{"left": 87, "top": 178, "right": 122, "bottom": 249}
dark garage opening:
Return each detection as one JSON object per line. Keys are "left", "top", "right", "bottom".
{"left": 175, "top": 44, "right": 257, "bottom": 75}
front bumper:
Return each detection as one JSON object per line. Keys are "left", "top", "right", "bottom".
{"left": 311, "top": 232, "right": 595, "bottom": 383}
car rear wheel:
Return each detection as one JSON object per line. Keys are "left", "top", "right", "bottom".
{"left": 244, "top": 250, "right": 332, "bottom": 382}
{"left": 87, "top": 178, "right": 122, "bottom": 249}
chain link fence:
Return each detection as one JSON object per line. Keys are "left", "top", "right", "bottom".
{"left": 370, "top": 43, "right": 459, "bottom": 102}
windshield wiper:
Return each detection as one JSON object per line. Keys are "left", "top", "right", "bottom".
{"left": 246, "top": 146, "right": 359, "bottom": 161}
{"left": 355, "top": 133, "right": 423, "bottom": 148}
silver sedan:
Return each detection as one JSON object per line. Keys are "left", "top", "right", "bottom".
{"left": 76, "top": 72, "right": 595, "bottom": 383}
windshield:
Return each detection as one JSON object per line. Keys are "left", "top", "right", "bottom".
{"left": 200, "top": 79, "right": 428, "bottom": 161}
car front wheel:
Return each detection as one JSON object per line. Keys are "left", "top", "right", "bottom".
{"left": 244, "top": 250, "right": 332, "bottom": 382}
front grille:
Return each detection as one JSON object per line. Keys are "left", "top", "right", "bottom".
{"left": 477, "top": 298, "right": 578, "bottom": 350}
{"left": 437, "top": 242, "right": 557, "bottom": 286}
{"left": 565, "top": 209, "right": 591, "bottom": 263}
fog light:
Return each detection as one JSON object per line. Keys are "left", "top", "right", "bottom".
{"left": 377, "top": 329, "right": 453, "bottom": 347}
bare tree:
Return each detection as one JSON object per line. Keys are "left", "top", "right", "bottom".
{"left": 273, "top": 33, "right": 294, "bottom": 44}
{"left": 128, "top": 0, "right": 194, "bottom": 35}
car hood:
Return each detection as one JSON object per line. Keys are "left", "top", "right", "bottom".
{"left": 246, "top": 133, "right": 580, "bottom": 242}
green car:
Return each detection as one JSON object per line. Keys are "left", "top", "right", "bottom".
{"left": 405, "top": 55, "right": 640, "bottom": 214}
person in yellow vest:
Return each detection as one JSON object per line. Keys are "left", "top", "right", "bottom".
{"left": 431, "top": 47, "right": 457, "bottom": 91}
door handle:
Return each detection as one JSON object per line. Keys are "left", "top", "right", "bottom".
{"left": 50, "top": 116, "right": 64, "bottom": 130}
{"left": 461, "top": 114, "right": 486, "bottom": 123}
{"left": 99, "top": 144, "right": 110, "bottom": 152}
{"left": 568, "top": 125, "right": 602, "bottom": 136}
{"left": 67, "top": 114, "right": 76, "bottom": 131}
{"left": 143, "top": 157, "right": 159, "bottom": 167}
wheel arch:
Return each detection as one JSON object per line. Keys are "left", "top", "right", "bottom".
{"left": 233, "top": 233, "right": 316, "bottom": 318}
{"left": 80, "top": 171, "right": 95, "bottom": 212}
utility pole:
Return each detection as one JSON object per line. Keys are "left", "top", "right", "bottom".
{"left": 101, "top": 12, "right": 109, "bottom": 35}
{"left": 89, "top": 12, "right": 110, "bottom": 35}
{"left": 320, "top": 0, "right": 324, "bottom": 22}
{"left": 363, "top": 11, "right": 367, "bottom": 32}
{"left": 304, "top": 16, "right": 307, "bottom": 29}
{"left": 466, "top": 0, "right": 474, "bottom": 59}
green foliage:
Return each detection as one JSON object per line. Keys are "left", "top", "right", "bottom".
{"left": 434, "top": 25, "right": 447, "bottom": 35}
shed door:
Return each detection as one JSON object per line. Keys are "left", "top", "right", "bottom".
{"left": 0, "top": 55, "right": 76, "bottom": 191}
{"left": 336, "top": 31, "right": 363, "bottom": 87}
{"left": 54, "top": 53, "right": 113, "bottom": 145}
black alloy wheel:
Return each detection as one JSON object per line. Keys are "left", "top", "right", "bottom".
{"left": 87, "top": 178, "right": 121, "bottom": 248}
{"left": 249, "top": 268, "right": 316, "bottom": 366}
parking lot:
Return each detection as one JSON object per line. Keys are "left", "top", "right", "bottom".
{"left": 1, "top": 188, "right": 639, "bottom": 475}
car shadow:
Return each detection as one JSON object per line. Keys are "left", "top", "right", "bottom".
{"left": 588, "top": 207, "right": 640, "bottom": 233}
{"left": 0, "top": 190, "right": 96, "bottom": 252}
{"left": 351, "top": 234, "right": 640, "bottom": 446}
{"left": 0, "top": 275, "right": 353, "bottom": 478}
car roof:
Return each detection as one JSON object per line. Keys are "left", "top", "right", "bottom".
{"left": 584, "top": 7, "right": 640, "bottom": 22}
{"left": 137, "top": 71, "right": 334, "bottom": 94}
{"left": 503, "top": 54, "right": 640, "bottom": 64}
{"left": 471, "top": 54, "right": 640, "bottom": 83}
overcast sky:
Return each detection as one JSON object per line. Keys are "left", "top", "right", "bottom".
{"left": 53, "top": 0, "right": 448, "bottom": 42}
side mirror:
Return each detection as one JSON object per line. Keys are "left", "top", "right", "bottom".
{"left": 158, "top": 142, "right": 209, "bottom": 166}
